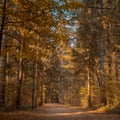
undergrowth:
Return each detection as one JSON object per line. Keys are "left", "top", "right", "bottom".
{"left": 97, "top": 105, "right": 120, "bottom": 114}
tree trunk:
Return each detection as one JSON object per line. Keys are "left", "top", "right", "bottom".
{"left": 32, "top": 62, "right": 36, "bottom": 110}
{"left": 87, "top": 68, "right": 92, "bottom": 108}
{"left": 99, "top": 0, "right": 107, "bottom": 106}
{"left": 35, "top": 42, "right": 39, "bottom": 107}
{"left": 39, "top": 83, "right": 44, "bottom": 106}
{"left": 59, "top": 71, "right": 64, "bottom": 104}
{"left": 15, "top": 42, "right": 24, "bottom": 110}
{"left": 0, "top": 0, "right": 7, "bottom": 109}
{"left": 99, "top": 35, "right": 107, "bottom": 106}
{"left": 5, "top": 52, "right": 10, "bottom": 109}
{"left": 0, "top": 0, "right": 7, "bottom": 55}
{"left": 0, "top": 55, "right": 6, "bottom": 108}
{"left": 16, "top": 57, "right": 23, "bottom": 110}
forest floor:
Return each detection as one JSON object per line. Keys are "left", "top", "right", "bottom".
{"left": 0, "top": 103, "right": 120, "bottom": 120}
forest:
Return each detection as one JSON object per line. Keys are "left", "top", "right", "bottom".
{"left": 0, "top": 0, "right": 120, "bottom": 115}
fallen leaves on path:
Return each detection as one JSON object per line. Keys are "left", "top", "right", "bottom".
{"left": 0, "top": 104, "right": 120, "bottom": 120}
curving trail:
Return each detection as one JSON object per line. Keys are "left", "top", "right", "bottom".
{"left": 0, "top": 103, "right": 120, "bottom": 120}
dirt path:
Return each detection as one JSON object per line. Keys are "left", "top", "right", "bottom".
{"left": 0, "top": 103, "right": 120, "bottom": 120}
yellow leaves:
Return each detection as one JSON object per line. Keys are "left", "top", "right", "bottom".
{"left": 74, "top": 48, "right": 85, "bottom": 54}
{"left": 101, "top": 16, "right": 110, "bottom": 29}
{"left": 61, "top": 64, "right": 74, "bottom": 69}
{"left": 115, "top": 44, "right": 120, "bottom": 50}
{"left": 69, "top": 1, "right": 85, "bottom": 8}
{"left": 13, "top": 0, "right": 20, "bottom": 5}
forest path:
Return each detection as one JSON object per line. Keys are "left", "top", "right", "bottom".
{"left": 0, "top": 103, "right": 120, "bottom": 120}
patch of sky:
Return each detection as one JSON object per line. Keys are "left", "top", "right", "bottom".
{"left": 51, "top": 9, "right": 73, "bottom": 21}
{"left": 51, "top": 0, "right": 79, "bottom": 48}
{"left": 51, "top": 26, "right": 56, "bottom": 32}
{"left": 64, "top": 24, "right": 78, "bottom": 32}
{"left": 53, "top": 0, "right": 66, "bottom": 6}
{"left": 51, "top": 9, "right": 59, "bottom": 17}
{"left": 71, "top": 27, "right": 77, "bottom": 32}
{"left": 62, "top": 9, "right": 73, "bottom": 20}
{"left": 69, "top": 36, "right": 77, "bottom": 47}
{"left": 52, "top": 0, "right": 74, "bottom": 20}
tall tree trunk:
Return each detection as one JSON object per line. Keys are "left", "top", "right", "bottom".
{"left": 0, "top": 0, "right": 7, "bottom": 109}
{"left": 59, "top": 71, "right": 64, "bottom": 104}
{"left": 31, "top": 69, "right": 34, "bottom": 109}
{"left": 32, "top": 42, "right": 39, "bottom": 110}
{"left": 5, "top": 52, "right": 10, "bottom": 109}
{"left": 99, "top": 34, "right": 107, "bottom": 106}
{"left": 99, "top": 0, "right": 107, "bottom": 106}
{"left": 15, "top": 42, "right": 24, "bottom": 110}
{"left": 0, "top": 0, "right": 7, "bottom": 55}
{"left": 35, "top": 42, "right": 39, "bottom": 107}
{"left": 0, "top": 25, "right": 7, "bottom": 109}
{"left": 0, "top": 54, "right": 6, "bottom": 108}
{"left": 39, "top": 81, "right": 44, "bottom": 106}
{"left": 87, "top": 67, "right": 92, "bottom": 108}
{"left": 16, "top": 57, "right": 23, "bottom": 110}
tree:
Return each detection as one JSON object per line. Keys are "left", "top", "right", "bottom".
{"left": 0, "top": 0, "right": 7, "bottom": 109}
